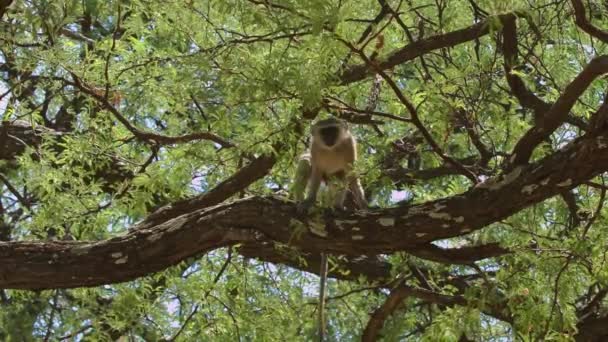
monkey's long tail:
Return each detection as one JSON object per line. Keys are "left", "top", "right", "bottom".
{"left": 318, "top": 253, "right": 328, "bottom": 342}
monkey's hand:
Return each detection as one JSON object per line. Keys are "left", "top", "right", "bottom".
{"left": 297, "top": 198, "right": 315, "bottom": 214}
{"left": 332, "top": 204, "right": 347, "bottom": 212}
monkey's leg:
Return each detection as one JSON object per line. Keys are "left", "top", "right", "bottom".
{"left": 349, "top": 178, "right": 368, "bottom": 209}
{"left": 325, "top": 175, "right": 347, "bottom": 210}
{"left": 297, "top": 169, "right": 322, "bottom": 214}
{"left": 292, "top": 153, "right": 312, "bottom": 201}
{"left": 318, "top": 253, "right": 328, "bottom": 342}
{"left": 333, "top": 189, "right": 347, "bottom": 211}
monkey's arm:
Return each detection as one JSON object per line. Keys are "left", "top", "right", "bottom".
{"left": 291, "top": 154, "right": 311, "bottom": 201}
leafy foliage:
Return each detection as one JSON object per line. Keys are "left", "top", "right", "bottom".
{"left": 2, "top": 0, "right": 608, "bottom": 340}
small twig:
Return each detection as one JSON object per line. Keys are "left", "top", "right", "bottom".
{"left": 582, "top": 182, "right": 606, "bottom": 238}
{"left": 43, "top": 291, "right": 60, "bottom": 342}
{"left": 58, "top": 325, "right": 93, "bottom": 340}
{"left": 326, "top": 285, "right": 381, "bottom": 302}
{"left": 542, "top": 258, "right": 571, "bottom": 338}
{"left": 0, "top": 173, "right": 30, "bottom": 210}
{"left": 167, "top": 248, "right": 233, "bottom": 341}
{"left": 325, "top": 101, "right": 411, "bottom": 123}
{"left": 166, "top": 305, "right": 199, "bottom": 342}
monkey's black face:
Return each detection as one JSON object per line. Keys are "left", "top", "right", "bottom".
{"left": 319, "top": 126, "right": 340, "bottom": 147}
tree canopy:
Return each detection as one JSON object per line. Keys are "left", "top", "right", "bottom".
{"left": 3, "top": 0, "right": 608, "bottom": 340}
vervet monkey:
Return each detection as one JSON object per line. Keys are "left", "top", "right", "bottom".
{"left": 296, "top": 118, "right": 367, "bottom": 213}
{"left": 293, "top": 117, "right": 367, "bottom": 342}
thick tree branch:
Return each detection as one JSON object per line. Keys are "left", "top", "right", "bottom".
{"left": 576, "top": 314, "right": 608, "bottom": 342}
{"left": 0, "top": 0, "right": 12, "bottom": 18}
{"left": 2, "top": 127, "right": 608, "bottom": 289}
{"left": 142, "top": 154, "right": 276, "bottom": 225}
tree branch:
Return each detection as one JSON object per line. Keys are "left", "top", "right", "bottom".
{"left": 362, "top": 283, "right": 468, "bottom": 341}
{"left": 409, "top": 243, "right": 509, "bottom": 265}
{"left": 142, "top": 154, "right": 276, "bottom": 225}
{"left": 0, "top": 0, "right": 12, "bottom": 18}
{"left": 238, "top": 242, "right": 394, "bottom": 283}
{"left": 575, "top": 314, "right": 608, "bottom": 342}
{"left": 0, "top": 120, "right": 134, "bottom": 191}
{"left": 68, "top": 75, "right": 235, "bottom": 149}
{"left": 386, "top": 157, "right": 483, "bottom": 186}
{"left": 455, "top": 109, "right": 492, "bottom": 164}
{"left": 570, "top": 0, "right": 608, "bottom": 43}
{"left": 340, "top": 13, "right": 515, "bottom": 84}
{"left": 3, "top": 127, "right": 608, "bottom": 289}
{"left": 501, "top": 14, "right": 588, "bottom": 131}
{"left": 510, "top": 55, "right": 608, "bottom": 166}
{"left": 362, "top": 285, "right": 412, "bottom": 342}
{"left": 339, "top": 38, "right": 479, "bottom": 183}
{"left": 0, "top": 120, "right": 62, "bottom": 163}
{"left": 501, "top": 15, "right": 550, "bottom": 120}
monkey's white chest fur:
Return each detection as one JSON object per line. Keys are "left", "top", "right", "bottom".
{"left": 314, "top": 150, "right": 347, "bottom": 175}
{"left": 310, "top": 136, "right": 356, "bottom": 178}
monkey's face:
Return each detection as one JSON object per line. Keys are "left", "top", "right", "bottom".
{"left": 313, "top": 118, "right": 347, "bottom": 148}
{"left": 318, "top": 125, "right": 341, "bottom": 147}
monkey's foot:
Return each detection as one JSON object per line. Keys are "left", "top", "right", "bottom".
{"left": 297, "top": 199, "right": 314, "bottom": 214}
{"left": 332, "top": 205, "right": 346, "bottom": 212}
